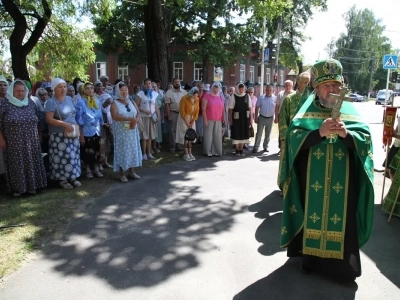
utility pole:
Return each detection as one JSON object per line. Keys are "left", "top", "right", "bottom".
{"left": 274, "top": 16, "right": 282, "bottom": 95}
{"left": 260, "top": 16, "right": 266, "bottom": 96}
{"left": 368, "top": 56, "right": 375, "bottom": 100}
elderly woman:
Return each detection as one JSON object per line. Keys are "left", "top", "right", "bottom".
{"left": 76, "top": 82, "right": 104, "bottom": 179}
{"left": 176, "top": 87, "right": 200, "bottom": 161}
{"left": 229, "top": 83, "right": 252, "bottom": 156}
{"left": 45, "top": 78, "right": 82, "bottom": 189}
{"left": 0, "top": 80, "right": 47, "bottom": 196}
{"left": 202, "top": 82, "right": 225, "bottom": 157}
{"left": 135, "top": 78, "right": 160, "bottom": 160}
{"left": 111, "top": 82, "right": 142, "bottom": 182}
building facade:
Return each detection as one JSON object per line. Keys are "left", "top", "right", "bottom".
{"left": 88, "top": 49, "right": 291, "bottom": 96}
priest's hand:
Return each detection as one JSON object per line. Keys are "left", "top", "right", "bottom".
{"left": 319, "top": 118, "right": 336, "bottom": 137}
{"left": 332, "top": 119, "right": 347, "bottom": 138}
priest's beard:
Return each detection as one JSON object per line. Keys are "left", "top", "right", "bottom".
{"left": 318, "top": 95, "right": 336, "bottom": 109}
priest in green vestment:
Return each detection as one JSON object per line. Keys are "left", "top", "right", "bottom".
{"left": 280, "top": 59, "right": 374, "bottom": 280}
{"left": 277, "top": 72, "right": 311, "bottom": 192}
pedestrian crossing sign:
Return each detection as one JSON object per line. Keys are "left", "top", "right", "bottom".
{"left": 383, "top": 55, "right": 398, "bottom": 69}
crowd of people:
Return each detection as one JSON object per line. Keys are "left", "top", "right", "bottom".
{"left": 0, "top": 73, "right": 286, "bottom": 197}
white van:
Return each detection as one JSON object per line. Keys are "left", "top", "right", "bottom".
{"left": 375, "top": 89, "right": 393, "bottom": 105}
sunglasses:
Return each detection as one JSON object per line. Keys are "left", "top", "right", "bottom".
{"left": 125, "top": 104, "right": 131, "bottom": 112}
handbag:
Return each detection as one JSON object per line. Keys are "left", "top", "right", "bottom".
{"left": 185, "top": 127, "right": 197, "bottom": 141}
{"left": 137, "top": 117, "right": 144, "bottom": 132}
{"left": 249, "top": 124, "right": 255, "bottom": 138}
{"left": 55, "top": 100, "right": 80, "bottom": 138}
{"left": 151, "top": 112, "right": 158, "bottom": 123}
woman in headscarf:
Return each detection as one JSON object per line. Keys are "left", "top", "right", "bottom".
{"left": 176, "top": 87, "right": 200, "bottom": 161}
{"left": 228, "top": 83, "right": 252, "bottom": 156}
{"left": 45, "top": 78, "right": 82, "bottom": 189}
{"left": 76, "top": 82, "right": 104, "bottom": 179}
{"left": 202, "top": 82, "right": 225, "bottom": 157}
{"left": 135, "top": 78, "right": 160, "bottom": 160}
{"left": 0, "top": 79, "right": 47, "bottom": 196}
{"left": 111, "top": 82, "right": 142, "bottom": 182}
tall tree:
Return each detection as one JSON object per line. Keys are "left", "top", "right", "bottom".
{"left": 0, "top": 0, "right": 112, "bottom": 81}
{"left": 330, "top": 6, "right": 393, "bottom": 92}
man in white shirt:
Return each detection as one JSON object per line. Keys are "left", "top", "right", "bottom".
{"left": 164, "top": 78, "right": 187, "bottom": 152}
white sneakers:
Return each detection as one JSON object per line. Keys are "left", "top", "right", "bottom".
{"left": 143, "top": 153, "right": 155, "bottom": 160}
{"left": 184, "top": 154, "right": 196, "bottom": 161}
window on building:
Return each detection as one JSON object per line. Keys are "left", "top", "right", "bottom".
{"left": 258, "top": 76, "right": 261, "bottom": 84}
{"left": 250, "top": 66, "right": 255, "bottom": 83}
{"left": 118, "top": 65, "right": 129, "bottom": 80}
{"left": 214, "top": 66, "right": 223, "bottom": 82}
{"left": 174, "top": 62, "right": 183, "bottom": 80}
{"left": 96, "top": 62, "right": 106, "bottom": 80}
{"left": 194, "top": 63, "right": 203, "bottom": 81}
{"left": 266, "top": 68, "right": 271, "bottom": 84}
{"left": 239, "top": 64, "right": 245, "bottom": 82}
{"left": 279, "top": 70, "right": 284, "bottom": 85}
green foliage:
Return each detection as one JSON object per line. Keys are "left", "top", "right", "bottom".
{"left": 330, "top": 6, "right": 393, "bottom": 92}
{"left": 0, "top": 0, "right": 112, "bottom": 80}
{"left": 28, "top": 17, "right": 96, "bottom": 82}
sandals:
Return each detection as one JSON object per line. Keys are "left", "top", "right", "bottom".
{"left": 60, "top": 180, "right": 73, "bottom": 189}
{"left": 94, "top": 171, "right": 103, "bottom": 178}
{"left": 69, "top": 180, "right": 81, "bottom": 187}
{"left": 86, "top": 172, "right": 94, "bottom": 179}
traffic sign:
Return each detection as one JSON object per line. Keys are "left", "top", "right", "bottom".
{"left": 383, "top": 55, "right": 398, "bottom": 69}
{"left": 264, "top": 48, "right": 269, "bottom": 63}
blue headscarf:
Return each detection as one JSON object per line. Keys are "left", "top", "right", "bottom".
{"left": 142, "top": 85, "right": 154, "bottom": 99}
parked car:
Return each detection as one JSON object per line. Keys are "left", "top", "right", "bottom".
{"left": 375, "top": 89, "right": 393, "bottom": 105}
{"left": 349, "top": 93, "right": 364, "bottom": 102}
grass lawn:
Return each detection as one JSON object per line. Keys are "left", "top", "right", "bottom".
{"left": 0, "top": 123, "right": 279, "bottom": 279}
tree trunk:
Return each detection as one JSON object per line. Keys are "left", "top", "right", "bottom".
{"left": 296, "top": 59, "right": 303, "bottom": 73}
{"left": 2, "top": 0, "right": 51, "bottom": 81}
{"left": 143, "top": 0, "right": 169, "bottom": 88}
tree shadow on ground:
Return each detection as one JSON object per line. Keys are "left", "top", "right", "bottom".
{"left": 361, "top": 205, "right": 400, "bottom": 289}
{"left": 233, "top": 258, "right": 357, "bottom": 300}
{"left": 42, "top": 158, "right": 247, "bottom": 289}
{"left": 248, "top": 191, "right": 285, "bottom": 256}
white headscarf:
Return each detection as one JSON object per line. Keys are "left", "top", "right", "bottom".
{"left": 0, "top": 75, "right": 8, "bottom": 86}
{"left": 51, "top": 78, "right": 66, "bottom": 91}
{"left": 6, "top": 80, "right": 29, "bottom": 107}
{"left": 235, "top": 83, "right": 246, "bottom": 97}
{"left": 210, "top": 82, "right": 222, "bottom": 95}
{"left": 114, "top": 82, "right": 128, "bottom": 99}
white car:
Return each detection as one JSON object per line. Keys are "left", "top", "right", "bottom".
{"left": 349, "top": 93, "right": 364, "bottom": 102}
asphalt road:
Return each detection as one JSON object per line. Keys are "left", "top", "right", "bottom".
{"left": 0, "top": 99, "right": 400, "bottom": 300}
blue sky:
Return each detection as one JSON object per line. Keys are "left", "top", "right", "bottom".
{"left": 301, "top": 0, "right": 400, "bottom": 65}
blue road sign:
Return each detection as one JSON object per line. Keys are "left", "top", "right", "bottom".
{"left": 383, "top": 55, "right": 398, "bottom": 69}
{"left": 264, "top": 48, "right": 269, "bottom": 63}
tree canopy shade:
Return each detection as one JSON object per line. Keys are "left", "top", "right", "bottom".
{"left": 328, "top": 6, "right": 397, "bottom": 93}
{"left": 0, "top": 0, "right": 113, "bottom": 81}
